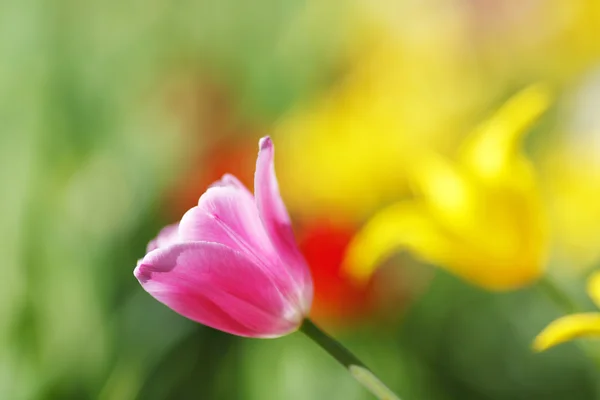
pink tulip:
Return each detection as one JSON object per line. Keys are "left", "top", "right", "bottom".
{"left": 134, "top": 137, "right": 313, "bottom": 338}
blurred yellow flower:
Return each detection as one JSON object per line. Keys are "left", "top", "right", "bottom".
{"left": 274, "top": 3, "right": 490, "bottom": 221}
{"left": 534, "top": 271, "right": 600, "bottom": 351}
{"left": 275, "top": 0, "right": 600, "bottom": 224}
{"left": 539, "top": 70, "right": 600, "bottom": 271}
{"left": 344, "top": 85, "right": 551, "bottom": 290}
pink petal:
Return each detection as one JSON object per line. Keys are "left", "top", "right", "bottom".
{"left": 254, "top": 137, "right": 313, "bottom": 301}
{"left": 134, "top": 242, "right": 302, "bottom": 337}
{"left": 178, "top": 185, "right": 279, "bottom": 271}
{"left": 210, "top": 173, "right": 250, "bottom": 193}
{"left": 146, "top": 223, "right": 180, "bottom": 253}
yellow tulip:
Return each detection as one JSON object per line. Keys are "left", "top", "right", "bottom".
{"left": 538, "top": 71, "right": 600, "bottom": 271}
{"left": 274, "top": 3, "right": 491, "bottom": 221}
{"left": 344, "top": 85, "right": 552, "bottom": 290}
{"left": 534, "top": 271, "right": 600, "bottom": 351}
{"left": 275, "top": 0, "right": 600, "bottom": 224}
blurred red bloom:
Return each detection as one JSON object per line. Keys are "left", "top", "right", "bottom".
{"left": 297, "top": 220, "right": 374, "bottom": 326}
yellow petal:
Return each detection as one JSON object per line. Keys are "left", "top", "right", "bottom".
{"left": 460, "top": 84, "right": 552, "bottom": 180}
{"left": 533, "top": 313, "right": 600, "bottom": 352}
{"left": 586, "top": 271, "right": 600, "bottom": 309}
{"left": 343, "top": 201, "right": 543, "bottom": 290}
{"left": 343, "top": 202, "right": 453, "bottom": 283}
{"left": 410, "top": 153, "right": 480, "bottom": 238}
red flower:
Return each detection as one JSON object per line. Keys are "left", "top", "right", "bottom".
{"left": 297, "top": 220, "right": 375, "bottom": 327}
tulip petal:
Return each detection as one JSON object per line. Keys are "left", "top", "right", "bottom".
{"left": 210, "top": 173, "right": 251, "bottom": 193}
{"left": 410, "top": 153, "right": 480, "bottom": 237}
{"left": 586, "top": 271, "right": 600, "bottom": 309}
{"left": 343, "top": 202, "right": 456, "bottom": 283}
{"left": 345, "top": 200, "right": 544, "bottom": 290}
{"left": 254, "top": 137, "right": 313, "bottom": 297}
{"left": 146, "top": 223, "right": 180, "bottom": 253}
{"left": 135, "top": 242, "right": 301, "bottom": 337}
{"left": 254, "top": 137, "right": 294, "bottom": 246}
{"left": 533, "top": 313, "right": 600, "bottom": 351}
{"left": 459, "top": 84, "right": 551, "bottom": 180}
{"left": 179, "top": 185, "right": 277, "bottom": 270}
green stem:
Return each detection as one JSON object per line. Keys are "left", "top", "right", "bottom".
{"left": 300, "top": 319, "right": 402, "bottom": 400}
{"left": 538, "top": 275, "right": 579, "bottom": 315}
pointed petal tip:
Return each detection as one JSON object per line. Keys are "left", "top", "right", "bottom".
{"left": 134, "top": 255, "right": 172, "bottom": 285}
{"left": 133, "top": 262, "right": 151, "bottom": 284}
{"left": 134, "top": 244, "right": 189, "bottom": 285}
{"left": 209, "top": 173, "right": 248, "bottom": 191}
{"left": 221, "top": 172, "right": 237, "bottom": 182}
{"left": 533, "top": 313, "right": 600, "bottom": 352}
{"left": 531, "top": 336, "right": 552, "bottom": 352}
{"left": 259, "top": 136, "right": 273, "bottom": 151}
{"left": 341, "top": 247, "right": 373, "bottom": 286}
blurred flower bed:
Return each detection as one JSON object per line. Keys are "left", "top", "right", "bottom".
{"left": 2, "top": 0, "right": 600, "bottom": 399}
